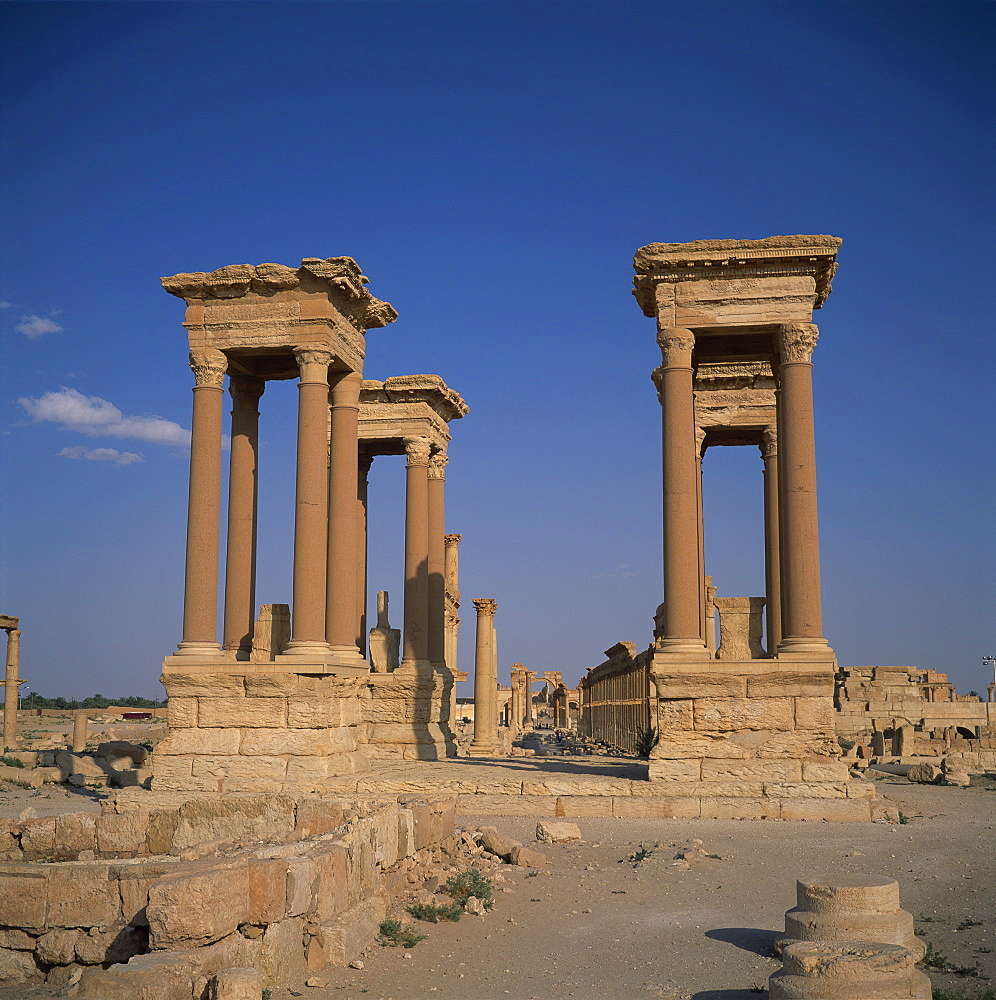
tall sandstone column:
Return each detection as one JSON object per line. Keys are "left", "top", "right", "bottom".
{"left": 178, "top": 348, "right": 228, "bottom": 655}
{"left": 444, "top": 533, "right": 461, "bottom": 672}
{"left": 3, "top": 628, "right": 21, "bottom": 750}
{"left": 326, "top": 370, "right": 364, "bottom": 664}
{"left": 223, "top": 375, "right": 264, "bottom": 656}
{"left": 656, "top": 328, "right": 707, "bottom": 654}
{"left": 402, "top": 437, "right": 432, "bottom": 668}
{"left": 468, "top": 598, "right": 499, "bottom": 755}
{"left": 285, "top": 347, "right": 333, "bottom": 657}
{"left": 427, "top": 452, "right": 448, "bottom": 668}
{"left": 356, "top": 454, "right": 373, "bottom": 654}
{"left": 776, "top": 323, "right": 829, "bottom": 655}
{"left": 761, "top": 426, "right": 782, "bottom": 655}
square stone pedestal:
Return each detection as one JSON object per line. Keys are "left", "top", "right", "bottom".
{"left": 648, "top": 653, "right": 877, "bottom": 820}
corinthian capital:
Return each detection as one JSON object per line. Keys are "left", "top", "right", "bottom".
{"left": 228, "top": 374, "right": 265, "bottom": 408}
{"left": 293, "top": 346, "right": 333, "bottom": 375}
{"left": 779, "top": 323, "right": 819, "bottom": 364}
{"left": 761, "top": 425, "right": 777, "bottom": 460}
{"left": 472, "top": 598, "right": 498, "bottom": 617}
{"left": 428, "top": 451, "right": 449, "bottom": 479}
{"left": 404, "top": 436, "right": 432, "bottom": 467}
{"left": 656, "top": 326, "right": 695, "bottom": 368}
{"left": 188, "top": 349, "right": 228, "bottom": 388}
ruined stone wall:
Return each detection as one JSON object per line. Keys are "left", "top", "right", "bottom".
{"left": 0, "top": 791, "right": 456, "bottom": 997}
{"left": 577, "top": 643, "right": 653, "bottom": 753}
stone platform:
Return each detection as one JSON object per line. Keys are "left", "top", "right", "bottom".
{"left": 315, "top": 752, "right": 895, "bottom": 823}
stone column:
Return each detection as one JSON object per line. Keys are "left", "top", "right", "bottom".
{"left": 776, "top": 324, "right": 829, "bottom": 655}
{"left": 525, "top": 670, "right": 536, "bottom": 725}
{"left": 178, "top": 349, "right": 228, "bottom": 655}
{"left": 402, "top": 437, "right": 432, "bottom": 667}
{"left": 356, "top": 453, "right": 373, "bottom": 655}
{"left": 444, "top": 533, "right": 461, "bottom": 673}
{"left": 427, "top": 451, "right": 448, "bottom": 668}
{"left": 222, "top": 375, "right": 264, "bottom": 657}
{"left": 510, "top": 665, "right": 525, "bottom": 731}
{"left": 285, "top": 348, "right": 333, "bottom": 657}
{"left": 696, "top": 427, "right": 707, "bottom": 644}
{"left": 3, "top": 629, "right": 21, "bottom": 750}
{"left": 655, "top": 328, "right": 707, "bottom": 654}
{"left": 704, "top": 576, "right": 718, "bottom": 655}
{"left": 326, "top": 371, "right": 364, "bottom": 664}
{"left": 468, "top": 598, "right": 498, "bottom": 755}
{"left": 72, "top": 711, "right": 88, "bottom": 753}
{"left": 761, "top": 426, "right": 781, "bottom": 656}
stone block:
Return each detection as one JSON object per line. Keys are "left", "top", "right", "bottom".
{"left": 508, "top": 845, "right": 546, "bottom": 867}
{"left": 0, "top": 945, "right": 43, "bottom": 984}
{"left": 764, "top": 782, "right": 848, "bottom": 799}
{"left": 801, "top": 761, "right": 850, "bottom": 782}
{"left": 259, "top": 917, "right": 308, "bottom": 984}
{"left": 36, "top": 927, "right": 80, "bottom": 965}
{"left": 478, "top": 827, "right": 521, "bottom": 858}
{"left": 747, "top": 672, "right": 834, "bottom": 698}
{"left": 170, "top": 795, "right": 296, "bottom": 852}
{"left": 656, "top": 674, "right": 748, "bottom": 698}
{"left": 239, "top": 728, "right": 333, "bottom": 756}
{"left": 20, "top": 817, "right": 57, "bottom": 856}
{"left": 794, "top": 697, "right": 836, "bottom": 730}
{"left": 148, "top": 863, "right": 248, "bottom": 948}
{"left": 197, "top": 697, "right": 286, "bottom": 728}
{"left": 370, "top": 805, "right": 400, "bottom": 868}
{"left": 285, "top": 857, "right": 317, "bottom": 917}
{"left": 163, "top": 673, "right": 246, "bottom": 697}
{"left": 191, "top": 756, "right": 287, "bottom": 785}
{"left": 313, "top": 844, "right": 349, "bottom": 923}
{"left": 656, "top": 698, "right": 695, "bottom": 730}
{"left": 244, "top": 672, "right": 299, "bottom": 696}
{"left": 166, "top": 698, "right": 198, "bottom": 728}
{"left": 247, "top": 858, "right": 287, "bottom": 924}
{"left": 76, "top": 949, "right": 195, "bottom": 999}
{"left": 295, "top": 798, "right": 345, "bottom": 839}
{"left": 639, "top": 758, "right": 700, "bottom": 782}
{"left": 611, "top": 797, "right": 701, "bottom": 819}
{"left": 56, "top": 812, "right": 98, "bottom": 853}
{"left": 780, "top": 798, "right": 872, "bottom": 822}
{"left": 116, "top": 861, "right": 182, "bottom": 926}
{"left": 702, "top": 759, "right": 803, "bottom": 782}
{"left": 0, "top": 928, "right": 36, "bottom": 950}
{"left": 150, "top": 756, "right": 193, "bottom": 787}
{"left": 97, "top": 811, "right": 151, "bottom": 856}
{"left": 321, "top": 894, "right": 387, "bottom": 966}
{"left": 455, "top": 794, "right": 559, "bottom": 816}
{"left": 74, "top": 922, "right": 146, "bottom": 965}
{"left": 285, "top": 756, "right": 332, "bottom": 784}
{"left": 695, "top": 697, "right": 795, "bottom": 732}
{"left": 156, "top": 728, "right": 241, "bottom": 756}
{"left": 535, "top": 821, "right": 581, "bottom": 843}
{"left": 556, "top": 796, "right": 615, "bottom": 817}
{"left": 210, "top": 966, "right": 262, "bottom": 1000}
{"left": 700, "top": 797, "right": 781, "bottom": 820}
{"left": 46, "top": 866, "right": 121, "bottom": 928}
{"left": 653, "top": 737, "right": 751, "bottom": 761}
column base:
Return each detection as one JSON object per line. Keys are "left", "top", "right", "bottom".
{"left": 327, "top": 645, "right": 370, "bottom": 670}
{"left": 281, "top": 640, "right": 333, "bottom": 659}
{"left": 465, "top": 742, "right": 500, "bottom": 757}
{"left": 655, "top": 637, "right": 711, "bottom": 658}
{"left": 776, "top": 637, "right": 835, "bottom": 659}
{"left": 173, "top": 641, "right": 225, "bottom": 657}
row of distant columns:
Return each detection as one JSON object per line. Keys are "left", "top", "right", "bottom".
{"left": 656, "top": 323, "right": 828, "bottom": 657}
{"left": 178, "top": 348, "right": 386, "bottom": 665}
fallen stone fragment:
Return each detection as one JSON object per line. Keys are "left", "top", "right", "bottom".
{"left": 478, "top": 826, "right": 521, "bottom": 859}
{"left": 465, "top": 896, "right": 488, "bottom": 916}
{"left": 535, "top": 821, "right": 581, "bottom": 844}
{"left": 508, "top": 845, "right": 547, "bottom": 868}
{"left": 906, "top": 763, "right": 940, "bottom": 784}
{"left": 209, "top": 966, "right": 262, "bottom": 1000}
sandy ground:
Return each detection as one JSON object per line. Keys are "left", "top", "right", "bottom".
{"left": 1, "top": 767, "right": 993, "bottom": 999}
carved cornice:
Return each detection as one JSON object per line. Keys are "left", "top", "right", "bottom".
{"left": 473, "top": 598, "right": 498, "bottom": 617}
{"left": 228, "top": 374, "right": 265, "bottom": 407}
{"left": 161, "top": 257, "right": 398, "bottom": 330}
{"left": 633, "top": 235, "right": 841, "bottom": 316}
{"left": 189, "top": 349, "right": 228, "bottom": 388}
{"left": 694, "top": 360, "right": 775, "bottom": 391}
{"left": 360, "top": 374, "right": 469, "bottom": 422}
{"left": 428, "top": 452, "right": 449, "bottom": 479}
{"left": 404, "top": 436, "right": 432, "bottom": 466}
{"left": 779, "top": 322, "right": 820, "bottom": 363}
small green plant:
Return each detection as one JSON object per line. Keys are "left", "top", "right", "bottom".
{"left": 261, "top": 990, "right": 272, "bottom": 1000}
{"left": 407, "top": 901, "right": 463, "bottom": 923}
{"left": 621, "top": 844, "right": 654, "bottom": 864}
{"left": 899, "top": 811, "right": 912, "bottom": 824}
{"left": 442, "top": 869, "right": 494, "bottom": 909}
{"left": 635, "top": 725, "right": 660, "bottom": 758}
{"left": 377, "top": 919, "right": 427, "bottom": 948}
{"left": 0, "top": 755, "right": 26, "bottom": 768}
{"left": 920, "top": 943, "right": 986, "bottom": 978}
{"left": 957, "top": 918, "right": 985, "bottom": 931}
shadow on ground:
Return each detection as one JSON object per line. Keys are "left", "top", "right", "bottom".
{"left": 691, "top": 991, "right": 768, "bottom": 999}
{"left": 706, "top": 927, "right": 780, "bottom": 956}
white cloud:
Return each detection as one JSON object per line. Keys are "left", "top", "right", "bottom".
{"left": 58, "top": 446, "right": 144, "bottom": 466}
{"left": 0, "top": 301, "right": 12, "bottom": 310}
{"left": 16, "top": 315, "right": 64, "bottom": 339}
{"left": 20, "top": 387, "right": 191, "bottom": 447}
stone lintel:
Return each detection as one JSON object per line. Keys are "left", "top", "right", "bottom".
{"left": 360, "top": 375, "right": 469, "bottom": 423}
{"left": 0, "top": 615, "right": 18, "bottom": 631}
{"left": 633, "top": 234, "right": 842, "bottom": 318}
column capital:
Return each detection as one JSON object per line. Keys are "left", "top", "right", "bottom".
{"left": 656, "top": 326, "right": 695, "bottom": 368}
{"left": 228, "top": 374, "right": 265, "bottom": 408}
{"left": 405, "top": 436, "right": 432, "bottom": 467}
{"left": 293, "top": 347, "right": 333, "bottom": 380}
{"left": 761, "top": 424, "right": 777, "bottom": 460}
{"left": 778, "top": 322, "right": 819, "bottom": 364}
{"left": 444, "top": 533, "right": 462, "bottom": 546}
{"left": 188, "top": 349, "right": 228, "bottom": 388}
{"left": 428, "top": 451, "right": 448, "bottom": 480}
{"left": 472, "top": 598, "right": 498, "bottom": 617}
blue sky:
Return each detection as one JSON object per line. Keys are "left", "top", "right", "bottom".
{"left": 2, "top": 1, "right": 993, "bottom": 701}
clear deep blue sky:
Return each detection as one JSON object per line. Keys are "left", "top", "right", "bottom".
{"left": 2, "top": 1, "right": 993, "bottom": 701}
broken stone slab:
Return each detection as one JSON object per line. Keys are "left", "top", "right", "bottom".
{"left": 535, "top": 821, "right": 581, "bottom": 843}
{"left": 477, "top": 826, "right": 521, "bottom": 859}
{"left": 210, "top": 966, "right": 263, "bottom": 1000}
{"left": 508, "top": 845, "right": 546, "bottom": 868}
{"left": 906, "top": 763, "right": 940, "bottom": 784}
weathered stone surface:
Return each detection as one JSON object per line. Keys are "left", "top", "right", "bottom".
{"left": 163, "top": 673, "right": 246, "bottom": 697}
{"left": 170, "top": 795, "right": 296, "bottom": 852}
{"left": 478, "top": 827, "right": 520, "bottom": 858}
{"left": 36, "top": 927, "right": 80, "bottom": 965}
{"left": 74, "top": 923, "right": 147, "bottom": 965}
{"left": 313, "top": 845, "right": 349, "bottom": 923}
{"left": 155, "top": 728, "right": 241, "bottom": 756}
{"left": 535, "top": 821, "right": 581, "bottom": 843}
{"left": 97, "top": 811, "right": 151, "bottom": 855}
{"left": 747, "top": 673, "right": 833, "bottom": 698}
{"left": 793, "top": 697, "right": 836, "bottom": 729}
{"left": 656, "top": 674, "right": 748, "bottom": 699}
{"left": 148, "top": 864, "right": 248, "bottom": 948}
{"left": 20, "top": 817, "right": 57, "bottom": 855}
{"left": 210, "top": 966, "right": 262, "bottom": 1000}
{"left": 508, "top": 845, "right": 547, "bottom": 868}
{"left": 295, "top": 798, "right": 345, "bottom": 839}
{"left": 166, "top": 697, "right": 198, "bottom": 728}
{"left": 77, "top": 949, "right": 195, "bottom": 999}
{"left": 55, "top": 812, "right": 97, "bottom": 853}
{"left": 285, "top": 857, "right": 317, "bottom": 917}
{"left": 695, "top": 698, "right": 795, "bottom": 732}
{"left": 247, "top": 858, "right": 286, "bottom": 925}
{"left": 0, "top": 872, "right": 48, "bottom": 929}
{"left": 197, "top": 697, "right": 286, "bottom": 728}
{"left": 46, "top": 866, "right": 121, "bottom": 928}
{"left": 0, "top": 945, "right": 42, "bottom": 984}
{"left": 780, "top": 799, "right": 872, "bottom": 822}
{"left": 702, "top": 759, "right": 803, "bottom": 782}
{"left": 0, "top": 928, "right": 36, "bottom": 950}
{"left": 321, "top": 894, "right": 387, "bottom": 966}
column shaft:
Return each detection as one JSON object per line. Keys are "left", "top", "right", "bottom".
{"left": 286, "top": 348, "right": 332, "bottom": 655}
{"left": 179, "top": 349, "right": 227, "bottom": 654}
{"left": 427, "top": 453, "right": 447, "bottom": 667}
{"left": 761, "top": 428, "right": 782, "bottom": 655}
{"left": 3, "top": 630, "right": 20, "bottom": 750}
{"left": 444, "top": 534, "right": 461, "bottom": 673}
{"left": 402, "top": 437, "right": 431, "bottom": 666}
{"left": 326, "top": 371, "right": 363, "bottom": 660}
{"left": 776, "top": 324, "right": 829, "bottom": 653}
{"left": 469, "top": 598, "right": 498, "bottom": 754}
{"left": 656, "top": 329, "right": 708, "bottom": 652}
{"left": 222, "top": 376, "right": 264, "bottom": 656}
{"left": 355, "top": 454, "right": 372, "bottom": 655}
